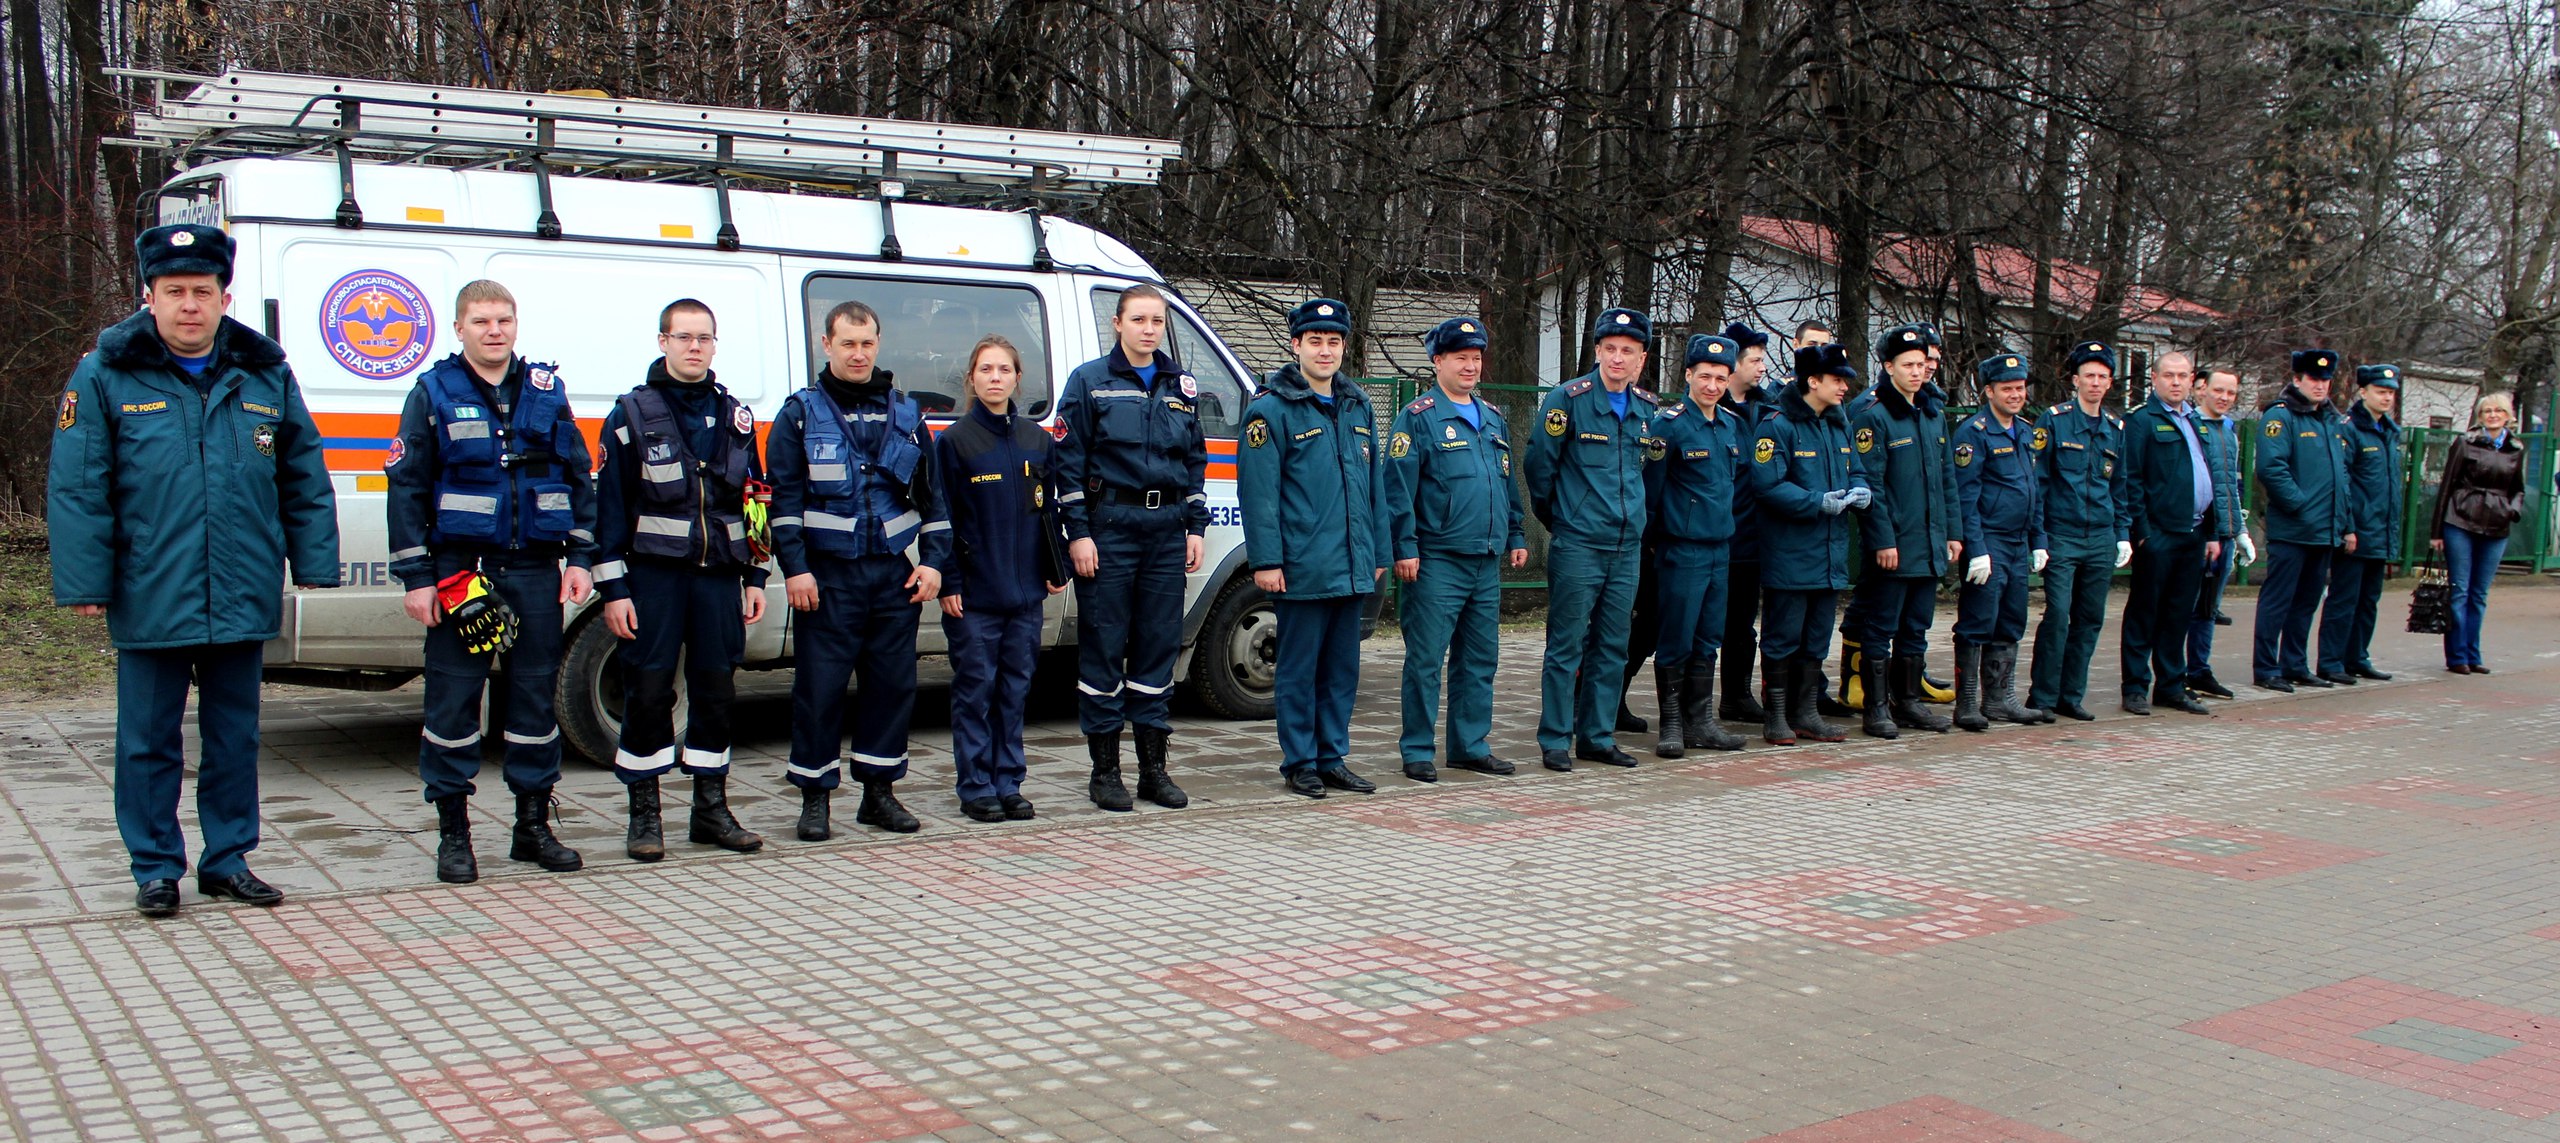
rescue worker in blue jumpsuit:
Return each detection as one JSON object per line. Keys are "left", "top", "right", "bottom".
{"left": 2252, "top": 349, "right": 2354, "bottom": 691}
{"left": 1524, "top": 307, "right": 1659, "bottom": 772}
{"left": 2117, "top": 351, "right": 2227, "bottom": 716}
{"left": 2185, "top": 368, "right": 2253, "bottom": 699}
{"left": 1834, "top": 322, "right": 1960, "bottom": 715}
{"left": 2026, "top": 341, "right": 2132, "bottom": 722}
{"left": 50, "top": 224, "right": 339, "bottom": 917}
{"left": 1844, "top": 325, "right": 1960, "bottom": 739}
{"left": 387, "top": 279, "right": 595, "bottom": 885}
{"left": 2317, "top": 364, "right": 2405, "bottom": 684}
{"left": 1386, "top": 317, "right": 1528, "bottom": 783}
{"left": 1642, "top": 334, "right": 1749, "bottom": 757}
{"left": 1950, "top": 353, "right": 2048, "bottom": 730}
{"left": 1717, "top": 323, "right": 1777, "bottom": 723}
{"left": 1747, "top": 343, "right": 1871, "bottom": 746}
{"left": 770, "top": 300, "right": 951, "bottom": 837}
{"left": 1055, "top": 284, "right": 1207, "bottom": 811}
{"left": 1239, "top": 299, "right": 1391, "bottom": 799}
{"left": 591, "top": 299, "right": 768, "bottom": 860}
{"left": 935, "top": 334, "right": 1067, "bottom": 823}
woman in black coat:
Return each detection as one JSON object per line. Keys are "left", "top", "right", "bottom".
{"left": 2428, "top": 392, "right": 2527, "bottom": 674}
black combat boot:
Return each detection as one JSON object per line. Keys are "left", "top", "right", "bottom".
{"left": 1654, "top": 663, "right": 1687, "bottom": 759}
{"left": 1616, "top": 658, "right": 1650, "bottom": 734}
{"left": 1890, "top": 658, "right": 1952, "bottom": 733}
{"left": 1760, "top": 654, "right": 1796, "bottom": 746}
{"left": 434, "top": 793, "right": 477, "bottom": 884}
{"left": 1789, "top": 656, "right": 1846, "bottom": 742}
{"left": 797, "top": 787, "right": 831, "bottom": 841}
{"left": 1088, "top": 732, "right": 1134, "bottom": 812}
{"left": 1952, "top": 644, "right": 1991, "bottom": 732}
{"left": 1982, "top": 643, "right": 2051, "bottom": 724}
{"left": 509, "top": 790, "right": 583, "bottom": 872}
{"left": 625, "top": 777, "right": 664, "bottom": 863}
{"left": 1134, "top": 726, "right": 1189, "bottom": 808}
{"left": 1721, "top": 649, "right": 1767, "bottom": 722}
{"left": 1685, "top": 660, "right": 1744, "bottom": 751}
{"left": 1859, "top": 653, "right": 1899, "bottom": 739}
{"left": 855, "top": 778, "right": 920, "bottom": 833}
{"left": 687, "top": 774, "right": 764, "bottom": 852}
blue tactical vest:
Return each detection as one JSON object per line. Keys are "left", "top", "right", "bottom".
{"left": 423, "top": 358, "right": 577, "bottom": 546}
{"left": 791, "top": 385, "right": 927, "bottom": 557}
{"left": 615, "top": 384, "right": 756, "bottom": 565}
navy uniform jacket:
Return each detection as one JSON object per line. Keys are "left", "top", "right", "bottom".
{"left": 48, "top": 311, "right": 340, "bottom": 649}
{"left": 1053, "top": 347, "right": 1210, "bottom": 539}
{"left": 1523, "top": 372, "right": 1657, "bottom": 547}
{"left": 1747, "top": 385, "right": 1870, "bottom": 590}
{"left": 2032, "top": 401, "right": 2131, "bottom": 558}
{"left": 591, "top": 362, "right": 770, "bottom": 601}
{"left": 1951, "top": 410, "right": 2044, "bottom": 556}
{"left": 765, "top": 370, "right": 952, "bottom": 577}
{"left": 1645, "top": 395, "right": 1745, "bottom": 545}
{"left": 1722, "top": 385, "right": 1777, "bottom": 561}
{"left": 935, "top": 402, "right": 1066, "bottom": 612}
{"left": 1237, "top": 365, "right": 1389, "bottom": 600}
{"left": 385, "top": 354, "right": 598, "bottom": 591}
{"left": 2342, "top": 402, "right": 2405, "bottom": 562}
{"left": 1384, "top": 390, "right": 1525, "bottom": 559}
{"left": 2121, "top": 394, "right": 2229, "bottom": 544}
{"left": 2255, "top": 386, "right": 2353, "bottom": 548}
{"left": 1846, "top": 382, "right": 1958, "bottom": 576}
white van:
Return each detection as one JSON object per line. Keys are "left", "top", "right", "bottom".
{"left": 128, "top": 70, "right": 1287, "bottom": 764}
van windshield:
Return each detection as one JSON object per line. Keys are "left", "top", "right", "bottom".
{"left": 802, "top": 276, "right": 1051, "bottom": 418}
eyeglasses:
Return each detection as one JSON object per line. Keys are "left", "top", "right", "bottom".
{"left": 662, "top": 333, "right": 717, "bottom": 346}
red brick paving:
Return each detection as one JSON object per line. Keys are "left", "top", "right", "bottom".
{"left": 1751, "top": 1095, "right": 2084, "bottom": 1141}
{"left": 867, "top": 833, "right": 1222, "bottom": 906}
{"left": 2182, "top": 977, "right": 2560, "bottom": 1119}
{"left": 1325, "top": 789, "right": 1634, "bottom": 844}
{"left": 2040, "top": 814, "right": 2379, "bottom": 880}
{"left": 1667, "top": 868, "right": 2073, "bottom": 954}
{"left": 235, "top": 882, "right": 654, "bottom": 981}
{"left": 2319, "top": 776, "right": 2560, "bottom": 827}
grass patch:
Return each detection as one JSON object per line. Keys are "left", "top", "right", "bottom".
{"left": 0, "top": 518, "right": 115, "bottom": 702}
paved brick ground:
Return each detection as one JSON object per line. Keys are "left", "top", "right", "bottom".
{"left": 0, "top": 580, "right": 2556, "bottom": 1140}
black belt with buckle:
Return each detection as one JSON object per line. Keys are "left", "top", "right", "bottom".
{"left": 1103, "top": 486, "right": 1183, "bottom": 508}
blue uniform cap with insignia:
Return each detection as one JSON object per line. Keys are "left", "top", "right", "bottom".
{"left": 1793, "top": 343, "right": 1859, "bottom": 386}
{"left": 1288, "top": 297, "right": 1353, "bottom": 338}
{"left": 1685, "top": 335, "right": 1738, "bottom": 370}
{"left": 2355, "top": 363, "right": 2401, "bottom": 390}
{"left": 1977, "top": 352, "right": 2030, "bottom": 386}
{"left": 135, "top": 223, "right": 235, "bottom": 287}
{"left": 1719, "top": 321, "right": 1769, "bottom": 350}
{"left": 2291, "top": 349, "right": 2338, "bottom": 380}
{"left": 1878, "top": 324, "right": 1931, "bottom": 363}
{"left": 1592, "top": 307, "right": 1652, "bottom": 346}
{"left": 1423, "top": 316, "right": 1488, "bottom": 356}
{"left": 2064, "top": 340, "right": 2116, "bottom": 373}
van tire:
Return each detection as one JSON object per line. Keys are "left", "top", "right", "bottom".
{"left": 1187, "top": 576, "right": 1278, "bottom": 720}
{"left": 557, "top": 613, "right": 687, "bottom": 767}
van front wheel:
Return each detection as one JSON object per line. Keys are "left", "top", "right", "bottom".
{"left": 1187, "top": 576, "right": 1278, "bottom": 720}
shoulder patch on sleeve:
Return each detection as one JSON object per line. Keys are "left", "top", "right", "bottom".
{"left": 1245, "top": 417, "right": 1270, "bottom": 449}
{"left": 1545, "top": 408, "right": 1569, "bottom": 437}
{"left": 1754, "top": 437, "right": 1777, "bottom": 465}
{"left": 55, "top": 389, "right": 75, "bottom": 431}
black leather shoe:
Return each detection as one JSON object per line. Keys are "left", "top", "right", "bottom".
{"left": 1284, "top": 769, "right": 1326, "bottom": 798}
{"left": 2213, "top": 611, "right": 2232, "bottom": 626}
{"left": 1317, "top": 764, "right": 1377, "bottom": 793}
{"left": 1449, "top": 754, "right": 1516, "bottom": 776}
{"left": 1000, "top": 794, "right": 1036, "bottom": 820}
{"left": 2318, "top": 670, "right": 2358, "bottom": 686}
{"left": 2188, "top": 673, "right": 2236, "bottom": 699}
{"left": 1540, "top": 749, "right": 1574, "bottom": 773}
{"left": 2255, "top": 676, "right": 2295, "bottom": 693}
{"left": 962, "top": 797, "right": 1006, "bottom": 823}
{"left": 1402, "top": 760, "right": 1440, "bottom": 783}
{"left": 2121, "top": 694, "right": 2152, "bottom": 716}
{"left": 795, "top": 787, "right": 831, "bottom": 842}
{"left": 2472, "top": 665, "right": 2493, "bottom": 675}
{"left": 198, "top": 870, "right": 284, "bottom": 908}
{"left": 135, "top": 879, "right": 179, "bottom": 918}
{"left": 853, "top": 779, "right": 920, "bottom": 835}
{"left": 2350, "top": 664, "right": 2392, "bottom": 681}
{"left": 2052, "top": 701, "right": 2097, "bottom": 722}
{"left": 2287, "top": 672, "right": 2335, "bottom": 689}
{"left": 1575, "top": 742, "right": 1640, "bottom": 768}
{"left": 2156, "top": 691, "right": 2212, "bottom": 716}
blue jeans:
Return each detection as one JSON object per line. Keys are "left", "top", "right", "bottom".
{"left": 116, "top": 642, "right": 266, "bottom": 884}
{"left": 2441, "top": 526, "right": 2508, "bottom": 668}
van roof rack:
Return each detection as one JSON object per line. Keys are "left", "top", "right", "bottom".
{"left": 110, "top": 69, "right": 1180, "bottom": 197}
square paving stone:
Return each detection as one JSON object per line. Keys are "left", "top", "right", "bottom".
{"left": 2182, "top": 977, "right": 2560, "bottom": 1118}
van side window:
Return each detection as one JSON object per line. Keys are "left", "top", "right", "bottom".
{"left": 1089, "top": 287, "right": 1248, "bottom": 440}
{"left": 804, "top": 276, "right": 1051, "bottom": 418}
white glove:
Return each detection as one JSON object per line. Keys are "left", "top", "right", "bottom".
{"left": 2115, "top": 540, "right": 2134, "bottom": 568}
{"left": 1818, "top": 490, "right": 1853, "bottom": 516}
{"left": 2237, "top": 532, "right": 2258, "bottom": 567}
{"left": 1966, "top": 555, "right": 1991, "bottom": 584}
{"left": 1844, "top": 487, "right": 1875, "bottom": 510}
{"left": 2032, "top": 549, "right": 2050, "bottom": 574}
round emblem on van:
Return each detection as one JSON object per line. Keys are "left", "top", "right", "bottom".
{"left": 319, "top": 269, "right": 435, "bottom": 381}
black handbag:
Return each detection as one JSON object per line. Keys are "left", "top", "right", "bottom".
{"left": 2407, "top": 556, "right": 2453, "bottom": 634}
